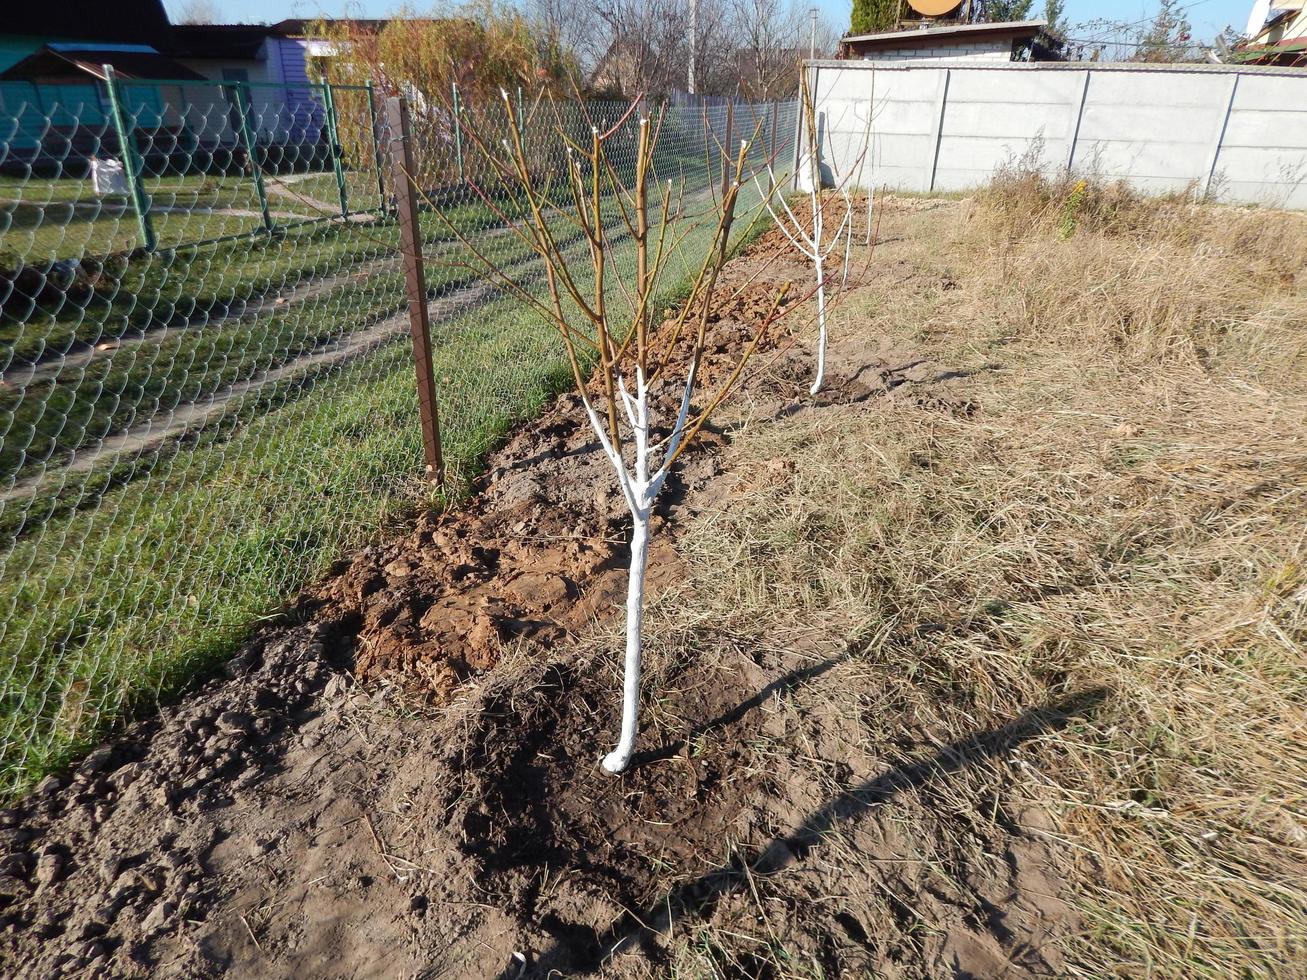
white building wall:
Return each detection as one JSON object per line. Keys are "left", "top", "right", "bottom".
{"left": 809, "top": 60, "right": 1307, "bottom": 209}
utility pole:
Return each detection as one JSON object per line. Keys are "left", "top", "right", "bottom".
{"left": 689, "top": 0, "right": 698, "bottom": 96}
{"left": 809, "top": 7, "right": 818, "bottom": 60}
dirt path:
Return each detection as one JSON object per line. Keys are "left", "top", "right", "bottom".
{"left": 0, "top": 210, "right": 1086, "bottom": 978}
{"left": 4, "top": 213, "right": 508, "bottom": 390}
{"left": 0, "top": 275, "right": 485, "bottom": 508}
{"left": 1, "top": 252, "right": 404, "bottom": 389}
{"left": 263, "top": 176, "right": 345, "bottom": 217}
{"left": 0, "top": 198, "right": 305, "bottom": 220}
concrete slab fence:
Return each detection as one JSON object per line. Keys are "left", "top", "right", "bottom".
{"left": 805, "top": 60, "right": 1307, "bottom": 209}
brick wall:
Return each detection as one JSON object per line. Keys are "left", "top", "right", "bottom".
{"left": 860, "top": 40, "right": 1012, "bottom": 63}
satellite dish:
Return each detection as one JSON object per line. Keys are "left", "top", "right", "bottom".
{"left": 906, "top": 0, "right": 963, "bottom": 17}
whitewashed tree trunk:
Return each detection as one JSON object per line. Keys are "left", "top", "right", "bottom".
{"left": 753, "top": 164, "right": 850, "bottom": 398}
{"left": 606, "top": 508, "right": 649, "bottom": 773}
{"left": 808, "top": 113, "right": 827, "bottom": 394}
{"left": 865, "top": 182, "right": 875, "bottom": 247}
{"left": 580, "top": 366, "right": 694, "bottom": 774}
{"left": 811, "top": 248, "right": 827, "bottom": 395}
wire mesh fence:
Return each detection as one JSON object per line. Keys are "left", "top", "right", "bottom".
{"left": 0, "top": 73, "right": 797, "bottom": 797}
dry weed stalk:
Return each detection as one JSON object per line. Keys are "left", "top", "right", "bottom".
{"left": 406, "top": 89, "right": 813, "bottom": 771}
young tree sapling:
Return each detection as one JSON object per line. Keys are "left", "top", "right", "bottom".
{"left": 406, "top": 91, "right": 797, "bottom": 771}
{"left": 753, "top": 72, "right": 868, "bottom": 394}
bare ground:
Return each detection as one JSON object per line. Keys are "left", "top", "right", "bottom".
{"left": 1, "top": 192, "right": 1301, "bottom": 978}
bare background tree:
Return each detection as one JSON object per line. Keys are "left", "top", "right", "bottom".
{"left": 228, "top": 0, "right": 839, "bottom": 102}
{"left": 170, "top": 0, "right": 222, "bottom": 24}
{"left": 583, "top": 0, "right": 698, "bottom": 97}
{"left": 527, "top": 0, "right": 836, "bottom": 99}
{"left": 1069, "top": 0, "right": 1213, "bottom": 62}
{"left": 731, "top": 0, "right": 838, "bottom": 98}
{"left": 528, "top": 0, "right": 603, "bottom": 77}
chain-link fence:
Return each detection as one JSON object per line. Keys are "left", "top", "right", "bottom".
{"left": 0, "top": 71, "right": 797, "bottom": 797}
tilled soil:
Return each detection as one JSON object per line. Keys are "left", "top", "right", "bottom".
{"left": 0, "top": 210, "right": 1082, "bottom": 978}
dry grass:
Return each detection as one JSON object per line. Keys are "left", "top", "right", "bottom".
{"left": 654, "top": 182, "right": 1307, "bottom": 975}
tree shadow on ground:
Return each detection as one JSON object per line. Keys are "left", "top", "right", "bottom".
{"left": 506, "top": 685, "right": 1110, "bottom": 978}
{"left": 628, "top": 651, "right": 852, "bottom": 767}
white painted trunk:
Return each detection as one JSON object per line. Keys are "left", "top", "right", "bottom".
{"left": 581, "top": 366, "right": 695, "bottom": 774}
{"left": 602, "top": 509, "right": 649, "bottom": 773}
{"left": 811, "top": 249, "right": 827, "bottom": 396}
{"left": 808, "top": 148, "right": 827, "bottom": 396}
{"left": 865, "top": 184, "right": 875, "bottom": 247}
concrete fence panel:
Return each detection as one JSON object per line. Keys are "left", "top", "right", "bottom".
{"left": 807, "top": 60, "right": 1307, "bottom": 209}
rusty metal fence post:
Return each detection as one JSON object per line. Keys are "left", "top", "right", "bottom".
{"left": 384, "top": 95, "right": 444, "bottom": 484}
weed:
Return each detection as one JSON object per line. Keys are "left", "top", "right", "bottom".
{"left": 1058, "top": 179, "right": 1087, "bottom": 239}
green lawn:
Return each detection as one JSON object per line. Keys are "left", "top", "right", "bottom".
{"left": 0, "top": 133, "right": 726, "bottom": 261}
{"left": 0, "top": 194, "right": 649, "bottom": 489}
{"left": 0, "top": 92, "right": 792, "bottom": 791}
{"left": 0, "top": 183, "right": 647, "bottom": 366}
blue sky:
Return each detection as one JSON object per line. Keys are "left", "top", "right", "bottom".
{"left": 170, "top": 0, "right": 1254, "bottom": 46}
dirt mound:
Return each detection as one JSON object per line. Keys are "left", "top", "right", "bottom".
{"left": 313, "top": 254, "right": 809, "bottom": 705}
{"left": 0, "top": 623, "right": 352, "bottom": 978}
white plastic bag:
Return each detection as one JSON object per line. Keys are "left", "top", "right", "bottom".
{"left": 91, "top": 157, "right": 129, "bottom": 196}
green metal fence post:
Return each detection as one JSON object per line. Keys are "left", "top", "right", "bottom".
{"left": 103, "top": 66, "right": 156, "bottom": 252}
{"left": 320, "top": 78, "right": 350, "bottom": 217}
{"left": 451, "top": 81, "right": 465, "bottom": 181}
{"left": 232, "top": 82, "right": 274, "bottom": 233}
{"left": 516, "top": 85, "right": 524, "bottom": 133}
{"left": 365, "top": 79, "right": 386, "bottom": 213}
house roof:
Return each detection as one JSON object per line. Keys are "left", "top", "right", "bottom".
{"left": 274, "top": 19, "right": 397, "bottom": 37}
{"left": 4, "top": 0, "right": 173, "bottom": 47}
{"left": 1231, "top": 35, "right": 1307, "bottom": 62}
{"left": 841, "top": 19, "right": 1048, "bottom": 47}
{"left": 167, "top": 25, "right": 280, "bottom": 60}
{"left": 0, "top": 47, "right": 207, "bottom": 82}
